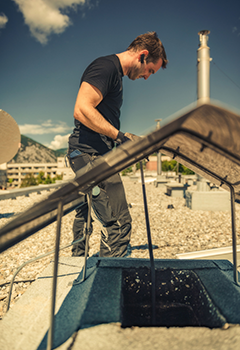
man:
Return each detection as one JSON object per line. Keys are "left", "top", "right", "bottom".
{"left": 68, "top": 31, "right": 168, "bottom": 258}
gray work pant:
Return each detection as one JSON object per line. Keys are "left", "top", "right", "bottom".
{"left": 68, "top": 151, "right": 132, "bottom": 257}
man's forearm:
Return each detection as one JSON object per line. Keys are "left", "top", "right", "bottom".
{"left": 74, "top": 104, "right": 118, "bottom": 140}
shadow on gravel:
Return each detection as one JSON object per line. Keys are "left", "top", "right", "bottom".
{"left": 0, "top": 213, "right": 15, "bottom": 219}
{"left": 130, "top": 244, "right": 159, "bottom": 251}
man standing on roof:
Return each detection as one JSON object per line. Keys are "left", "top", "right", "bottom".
{"left": 68, "top": 31, "right": 168, "bottom": 258}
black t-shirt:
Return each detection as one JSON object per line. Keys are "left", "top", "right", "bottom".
{"left": 69, "top": 55, "right": 123, "bottom": 155}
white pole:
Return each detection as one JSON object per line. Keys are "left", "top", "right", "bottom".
{"left": 197, "top": 30, "right": 212, "bottom": 104}
{"left": 155, "top": 119, "right": 162, "bottom": 176}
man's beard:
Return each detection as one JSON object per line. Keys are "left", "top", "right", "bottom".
{"left": 128, "top": 65, "right": 143, "bottom": 80}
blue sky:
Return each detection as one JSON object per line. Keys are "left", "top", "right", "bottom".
{"left": 1, "top": 0, "right": 240, "bottom": 149}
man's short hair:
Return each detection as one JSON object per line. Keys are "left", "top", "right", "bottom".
{"left": 127, "top": 31, "right": 168, "bottom": 69}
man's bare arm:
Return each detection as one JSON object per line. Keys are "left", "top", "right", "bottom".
{"left": 73, "top": 82, "right": 119, "bottom": 140}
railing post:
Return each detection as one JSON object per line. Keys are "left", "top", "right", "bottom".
{"left": 82, "top": 192, "right": 92, "bottom": 282}
{"left": 229, "top": 186, "right": 239, "bottom": 285}
{"left": 155, "top": 119, "right": 162, "bottom": 176}
{"left": 140, "top": 161, "right": 156, "bottom": 325}
{"left": 72, "top": 192, "right": 93, "bottom": 286}
{"left": 47, "top": 200, "right": 63, "bottom": 350}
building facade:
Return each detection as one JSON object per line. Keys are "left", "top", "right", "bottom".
{"left": 145, "top": 155, "right": 171, "bottom": 171}
{"left": 3, "top": 157, "right": 74, "bottom": 188}
{"left": 0, "top": 163, "right": 8, "bottom": 189}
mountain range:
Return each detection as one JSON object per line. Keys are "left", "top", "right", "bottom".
{"left": 9, "top": 135, "right": 68, "bottom": 163}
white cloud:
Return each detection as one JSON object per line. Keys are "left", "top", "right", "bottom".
{"left": 48, "top": 134, "right": 70, "bottom": 149}
{"left": 19, "top": 120, "right": 72, "bottom": 134}
{"left": 0, "top": 13, "right": 8, "bottom": 29}
{"left": 13, "top": 0, "right": 88, "bottom": 44}
{"left": 232, "top": 26, "right": 237, "bottom": 33}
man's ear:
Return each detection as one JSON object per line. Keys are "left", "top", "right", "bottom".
{"left": 138, "top": 50, "right": 149, "bottom": 63}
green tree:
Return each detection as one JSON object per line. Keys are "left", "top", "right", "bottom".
{"left": 20, "top": 173, "right": 37, "bottom": 187}
{"left": 162, "top": 160, "right": 194, "bottom": 174}
{"left": 37, "top": 171, "right": 45, "bottom": 184}
{"left": 53, "top": 173, "right": 63, "bottom": 182}
{"left": 44, "top": 174, "right": 52, "bottom": 184}
{"left": 136, "top": 160, "right": 146, "bottom": 170}
{"left": 121, "top": 161, "right": 146, "bottom": 176}
{"left": 121, "top": 166, "right": 133, "bottom": 176}
{"left": 178, "top": 164, "right": 195, "bottom": 175}
{"left": 162, "top": 160, "right": 177, "bottom": 172}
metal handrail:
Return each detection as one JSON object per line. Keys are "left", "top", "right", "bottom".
{"left": 3, "top": 189, "right": 92, "bottom": 350}
{"left": 46, "top": 192, "right": 94, "bottom": 350}
{"left": 0, "top": 182, "right": 65, "bottom": 201}
{"left": 6, "top": 235, "right": 86, "bottom": 312}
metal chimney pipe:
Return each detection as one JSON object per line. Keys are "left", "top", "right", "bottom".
{"left": 197, "top": 30, "right": 212, "bottom": 104}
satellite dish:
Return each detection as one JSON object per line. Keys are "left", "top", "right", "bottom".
{"left": 0, "top": 109, "right": 21, "bottom": 164}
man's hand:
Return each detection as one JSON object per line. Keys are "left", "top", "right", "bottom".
{"left": 124, "top": 132, "right": 141, "bottom": 141}
{"left": 115, "top": 131, "right": 141, "bottom": 145}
